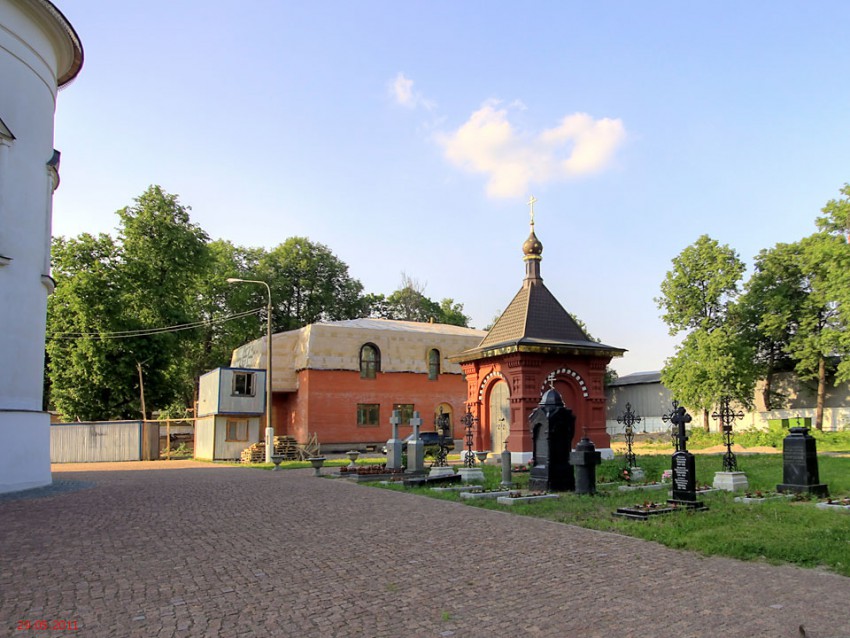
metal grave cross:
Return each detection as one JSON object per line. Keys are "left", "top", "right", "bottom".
{"left": 712, "top": 396, "right": 744, "bottom": 471}
{"left": 670, "top": 406, "right": 692, "bottom": 453}
{"left": 662, "top": 400, "right": 681, "bottom": 451}
{"left": 616, "top": 402, "right": 641, "bottom": 468}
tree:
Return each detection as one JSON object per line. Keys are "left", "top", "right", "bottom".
{"left": 816, "top": 182, "right": 850, "bottom": 242}
{"left": 47, "top": 186, "right": 211, "bottom": 420}
{"left": 782, "top": 234, "right": 850, "bottom": 429}
{"left": 656, "top": 235, "right": 749, "bottom": 429}
{"left": 661, "top": 325, "right": 758, "bottom": 419}
{"left": 737, "top": 242, "right": 803, "bottom": 410}
{"left": 373, "top": 273, "right": 471, "bottom": 326}
{"left": 259, "top": 237, "right": 365, "bottom": 332}
{"left": 656, "top": 234, "right": 745, "bottom": 334}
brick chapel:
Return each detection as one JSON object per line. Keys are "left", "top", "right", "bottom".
{"left": 452, "top": 201, "right": 625, "bottom": 462}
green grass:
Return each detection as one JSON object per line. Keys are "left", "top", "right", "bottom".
{"left": 374, "top": 454, "right": 850, "bottom": 577}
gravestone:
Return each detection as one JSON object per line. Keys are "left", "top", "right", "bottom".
{"left": 667, "top": 406, "right": 706, "bottom": 510}
{"left": 570, "top": 437, "right": 602, "bottom": 495}
{"left": 385, "top": 410, "right": 404, "bottom": 471}
{"left": 776, "top": 427, "right": 829, "bottom": 496}
{"left": 528, "top": 388, "right": 575, "bottom": 492}
{"left": 405, "top": 411, "right": 426, "bottom": 475}
{"left": 500, "top": 447, "right": 513, "bottom": 488}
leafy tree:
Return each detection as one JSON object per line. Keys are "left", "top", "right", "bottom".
{"left": 816, "top": 182, "right": 850, "bottom": 241}
{"left": 656, "top": 234, "right": 745, "bottom": 334}
{"left": 781, "top": 234, "right": 850, "bottom": 429}
{"left": 259, "top": 237, "right": 365, "bottom": 332}
{"left": 661, "top": 325, "right": 758, "bottom": 419}
{"left": 737, "top": 242, "right": 803, "bottom": 410}
{"left": 656, "top": 235, "right": 749, "bottom": 429}
{"left": 47, "top": 186, "right": 210, "bottom": 420}
{"left": 370, "top": 273, "right": 470, "bottom": 326}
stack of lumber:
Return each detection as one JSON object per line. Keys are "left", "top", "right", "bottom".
{"left": 240, "top": 436, "right": 300, "bottom": 463}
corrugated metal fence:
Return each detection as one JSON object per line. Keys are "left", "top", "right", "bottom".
{"left": 50, "top": 421, "right": 154, "bottom": 462}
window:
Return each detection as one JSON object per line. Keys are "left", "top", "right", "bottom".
{"left": 232, "top": 371, "right": 256, "bottom": 397}
{"left": 428, "top": 349, "right": 440, "bottom": 380}
{"left": 393, "top": 403, "right": 414, "bottom": 424}
{"left": 226, "top": 419, "right": 249, "bottom": 441}
{"left": 360, "top": 343, "right": 380, "bottom": 379}
{"left": 357, "top": 404, "right": 380, "bottom": 427}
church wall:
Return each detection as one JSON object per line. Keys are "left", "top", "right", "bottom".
{"left": 0, "top": 0, "right": 82, "bottom": 494}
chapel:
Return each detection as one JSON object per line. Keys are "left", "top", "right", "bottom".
{"left": 452, "top": 199, "right": 625, "bottom": 462}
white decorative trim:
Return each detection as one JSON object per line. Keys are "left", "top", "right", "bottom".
{"left": 541, "top": 368, "right": 589, "bottom": 398}
{"left": 478, "top": 370, "right": 506, "bottom": 400}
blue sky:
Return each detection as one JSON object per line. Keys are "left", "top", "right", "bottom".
{"left": 51, "top": 1, "right": 850, "bottom": 376}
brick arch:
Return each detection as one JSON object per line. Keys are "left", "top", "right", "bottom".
{"left": 478, "top": 370, "right": 508, "bottom": 401}
{"left": 540, "top": 368, "right": 589, "bottom": 399}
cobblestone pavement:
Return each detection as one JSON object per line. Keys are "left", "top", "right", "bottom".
{"left": 2, "top": 461, "right": 849, "bottom": 638}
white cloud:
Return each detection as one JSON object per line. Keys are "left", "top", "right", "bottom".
{"left": 436, "top": 102, "right": 626, "bottom": 198}
{"left": 390, "top": 72, "right": 435, "bottom": 110}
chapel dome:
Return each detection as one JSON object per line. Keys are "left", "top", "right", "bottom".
{"left": 522, "top": 228, "right": 543, "bottom": 258}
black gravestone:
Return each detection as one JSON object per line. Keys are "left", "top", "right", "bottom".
{"left": 570, "top": 437, "right": 602, "bottom": 495}
{"left": 776, "top": 427, "right": 829, "bottom": 496}
{"left": 670, "top": 450, "right": 697, "bottom": 503}
{"left": 528, "top": 388, "right": 575, "bottom": 492}
{"left": 667, "top": 406, "right": 706, "bottom": 510}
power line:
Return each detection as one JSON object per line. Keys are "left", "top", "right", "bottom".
{"left": 48, "top": 307, "right": 265, "bottom": 340}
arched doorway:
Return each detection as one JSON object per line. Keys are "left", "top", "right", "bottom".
{"left": 488, "top": 380, "right": 511, "bottom": 453}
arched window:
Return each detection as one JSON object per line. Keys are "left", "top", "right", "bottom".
{"left": 428, "top": 349, "right": 440, "bottom": 380}
{"left": 360, "top": 343, "right": 380, "bottom": 379}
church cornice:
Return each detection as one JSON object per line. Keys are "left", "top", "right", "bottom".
{"left": 450, "top": 340, "right": 625, "bottom": 364}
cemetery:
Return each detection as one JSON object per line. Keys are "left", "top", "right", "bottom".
{"left": 254, "top": 395, "right": 850, "bottom": 576}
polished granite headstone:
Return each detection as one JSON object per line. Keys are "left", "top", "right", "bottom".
{"left": 777, "top": 427, "right": 829, "bottom": 496}
{"left": 528, "top": 388, "right": 575, "bottom": 492}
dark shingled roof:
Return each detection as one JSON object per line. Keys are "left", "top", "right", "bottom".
{"left": 455, "top": 279, "right": 624, "bottom": 362}
{"left": 452, "top": 216, "right": 625, "bottom": 363}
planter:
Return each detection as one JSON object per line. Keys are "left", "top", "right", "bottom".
{"left": 307, "top": 456, "right": 325, "bottom": 477}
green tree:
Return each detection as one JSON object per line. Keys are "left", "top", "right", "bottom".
{"left": 661, "top": 325, "right": 758, "bottom": 418}
{"left": 782, "top": 234, "right": 850, "bottom": 429}
{"left": 259, "top": 237, "right": 365, "bottom": 332}
{"left": 816, "top": 182, "right": 850, "bottom": 241}
{"left": 47, "top": 186, "right": 211, "bottom": 420}
{"left": 656, "top": 235, "right": 750, "bottom": 429}
{"left": 375, "top": 273, "right": 471, "bottom": 326}
{"left": 737, "top": 242, "right": 803, "bottom": 410}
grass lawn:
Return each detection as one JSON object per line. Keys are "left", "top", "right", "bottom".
{"left": 373, "top": 453, "right": 850, "bottom": 577}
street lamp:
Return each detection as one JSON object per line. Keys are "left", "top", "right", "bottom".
{"left": 226, "top": 278, "right": 274, "bottom": 464}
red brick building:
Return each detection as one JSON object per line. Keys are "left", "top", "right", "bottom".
{"left": 230, "top": 319, "right": 486, "bottom": 452}
{"left": 452, "top": 216, "right": 625, "bottom": 462}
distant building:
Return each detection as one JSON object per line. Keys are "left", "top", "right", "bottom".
{"left": 606, "top": 371, "right": 673, "bottom": 435}
{"left": 0, "top": 0, "right": 83, "bottom": 493}
{"left": 605, "top": 370, "right": 850, "bottom": 435}
{"left": 228, "top": 319, "right": 486, "bottom": 452}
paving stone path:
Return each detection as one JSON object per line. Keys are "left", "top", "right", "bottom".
{"left": 1, "top": 461, "right": 849, "bottom": 637}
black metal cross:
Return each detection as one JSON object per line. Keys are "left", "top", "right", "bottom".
{"left": 460, "top": 408, "right": 478, "bottom": 468}
{"left": 712, "top": 395, "right": 744, "bottom": 471}
{"left": 662, "top": 400, "right": 681, "bottom": 451}
{"left": 434, "top": 409, "right": 450, "bottom": 468}
{"left": 616, "top": 402, "right": 641, "bottom": 468}
{"left": 670, "top": 405, "right": 691, "bottom": 453}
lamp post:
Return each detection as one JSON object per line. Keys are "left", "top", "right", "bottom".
{"left": 227, "top": 278, "right": 274, "bottom": 464}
